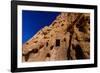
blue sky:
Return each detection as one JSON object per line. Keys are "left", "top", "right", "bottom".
{"left": 22, "top": 10, "right": 60, "bottom": 44}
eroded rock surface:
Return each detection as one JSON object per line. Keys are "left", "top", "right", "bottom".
{"left": 22, "top": 12, "right": 90, "bottom": 62}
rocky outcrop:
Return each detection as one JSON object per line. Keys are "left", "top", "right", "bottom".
{"left": 22, "top": 12, "right": 90, "bottom": 62}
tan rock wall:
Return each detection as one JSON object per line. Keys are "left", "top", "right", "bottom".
{"left": 22, "top": 12, "right": 90, "bottom": 62}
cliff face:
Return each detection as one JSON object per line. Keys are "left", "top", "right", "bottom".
{"left": 22, "top": 12, "right": 90, "bottom": 62}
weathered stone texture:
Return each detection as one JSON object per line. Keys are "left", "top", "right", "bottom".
{"left": 22, "top": 12, "right": 90, "bottom": 62}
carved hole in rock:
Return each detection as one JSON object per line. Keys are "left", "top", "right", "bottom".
{"left": 58, "top": 21, "right": 61, "bottom": 23}
{"left": 56, "top": 39, "right": 60, "bottom": 47}
{"left": 51, "top": 35, "right": 53, "bottom": 37}
{"left": 72, "top": 44, "right": 85, "bottom": 59}
{"left": 63, "top": 38, "right": 66, "bottom": 42}
{"left": 25, "top": 55, "right": 29, "bottom": 61}
{"left": 42, "top": 31, "right": 47, "bottom": 35}
{"left": 46, "top": 42, "right": 48, "bottom": 47}
{"left": 32, "top": 49, "right": 38, "bottom": 53}
{"left": 50, "top": 45, "right": 54, "bottom": 50}
{"left": 88, "top": 20, "right": 90, "bottom": 24}
{"left": 39, "top": 45, "right": 44, "bottom": 49}
{"left": 22, "top": 53, "right": 29, "bottom": 62}
{"left": 26, "top": 42, "right": 29, "bottom": 45}
{"left": 52, "top": 22, "right": 56, "bottom": 26}
{"left": 44, "top": 36, "right": 48, "bottom": 39}
{"left": 46, "top": 53, "right": 50, "bottom": 57}
{"left": 34, "top": 40, "right": 38, "bottom": 43}
{"left": 89, "top": 27, "right": 90, "bottom": 30}
{"left": 61, "top": 23, "right": 64, "bottom": 26}
{"left": 47, "top": 29, "right": 51, "bottom": 32}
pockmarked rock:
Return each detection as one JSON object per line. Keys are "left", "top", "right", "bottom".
{"left": 22, "top": 12, "right": 90, "bottom": 62}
